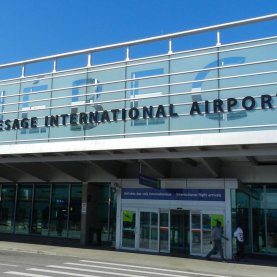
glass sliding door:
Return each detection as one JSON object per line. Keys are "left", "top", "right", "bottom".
{"left": 202, "top": 214, "right": 212, "bottom": 255}
{"left": 160, "top": 211, "right": 169, "bottom": 252}
{"left": 191, "top": 213, "right": 201, "bottom": 254}
{"left": 139, "top": 211, "right": 158, "bottom": 251}
{"left": 122, "top": 209, "right": 137, "bottom": 248}
{"left": 170, "top": 210, "right": 190, "bottom": 254}
{"left": 203, "top": 214, "right": 225, "bottom": 257}
{"left": 190, "top": 212, "right": 225, "bottom": 256}
{"left": 121, "top": 209, "right": 159, "bottom": 251}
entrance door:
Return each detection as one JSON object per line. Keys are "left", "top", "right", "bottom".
{"left": 139, "top": 210, "right": 159, "bottom": 251}
{"left": 159, "top": 210, "right": 170, "bottom": 252}
{"left": 170, "top": 210, "right": 190, "bottom": 253}
{"left": 191, "top": 213, "right": 202, "bottom": 255}
{"left": 121, "top": 209, "right": 159, "bottom": 251}
{"left": 190, "top": 212, "right": 225, "bottom": 256}
{"left": 121, "top": 209, "right": 137, "bottom": 249}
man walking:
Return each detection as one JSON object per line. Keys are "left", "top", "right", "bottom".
{"left": 206, "top": 220, "right": 227, "bottom": 262}
{"left": 234, "top": 224, "right": 245, "bottom": 261}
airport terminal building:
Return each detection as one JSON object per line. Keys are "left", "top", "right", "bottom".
{"left": 0, "top": 15, "right": 276, "bottom": 259}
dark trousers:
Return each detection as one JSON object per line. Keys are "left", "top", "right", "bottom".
{"left": 206, "top": 240, "right": 224, "bottom": 260}
{"left": 236, "top": 241, "right": 244, "bottom": 260}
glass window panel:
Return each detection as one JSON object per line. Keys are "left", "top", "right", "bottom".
{"left": 159, "top": 212, "right": 169, "bottom": 252}
{"left": 139, "top": 211, "right": 158, "bottom": 250}
{"left": 140, "top": 211, "right": 150, "bottom": 249}
{"left": 0, "top": 82, "right": 20, "bottom": 142}
{"left": 109, "top": 187, "right": 117, "bottom": 244}
{"left": 52, "top": 70, "right": 87, "bottom": 89}
{"left": 191, "top": 213, "right": 201, "bottom": 254}
{"left": 126, "top": 60, "right": 169, "bottom": 134}
{"left": 14, "top": 184, "right": 33, "bottom": 234}
{"left": 221, "top": 60, "right": 277, "bottom": 80}
{"left": 202, "top": 214, "right": 212, "bottom": 255}
{"left": 220, "top": 38, "right": 277, "bottom": 66}
{"left": 20, "top": 78, "right": 52, "bottom": 110}
{"left": 251, "top": 186, "right": 266, "bottom": 253}
{"left": 85, "top": 72, "right": 126, "bottom": 139}
{"left": 170, "top": 51, "right": 220, "bottom": 134}
{"left": 32, "top": 185, "right": 50, "bottom": 236}
{"left": 218, "top": 39, "right": 277, "bottom": 133}
{"left": 49, "top": 184, "right": 69, "bottom": 237}
{"left": 0, "top": 184, "right": 16, "bottom": 232}
{"left": 50, "top": 67, "right": 126, "bottom": 141}
{"left": 68, "top": 185, "right": 82, "bottom": 239}
{"left": 16, "top": 77, "right": 51, "bottom": 142}
{"left": 231, "top": 191, "right": 250, "bottom": 256}
{"left": 87, "top": 63, "right": 125, "bottom": 102}
{"left": 80, "top": 101, "right": 124, "bottom": 139}
{"left": 170, "top": 210, "right": 190, "bottom": 254}
{"left": 94, "top": 184, "right": 111, "bottom": 243}
{"left": 170, "top": 90, "right": 220, "bottom": 134}
{"left": 48, "top": 117, "right": 85, "bottom": 141}
{"left": 51, "top": 71, "right": 88, "bottom": 141}
{"left": 171, "top": 49, "right": 218, "bottom": 73}
{"left": 0, "top": 81, "right": 20, "bottom": 113}
{"left": 265, "top": 187, "right": 277, "bottom": 254}
{"left": 150, "top": 212, "right": 158, "bottom": 250}
{"left": 122, "top": 210, "right": 136, "bottom": 248}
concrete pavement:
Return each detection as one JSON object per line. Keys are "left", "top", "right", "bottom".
{"left": 0, "top": 241, "right": 276, "bottom": 277}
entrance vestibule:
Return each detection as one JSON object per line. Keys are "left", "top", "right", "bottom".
{"left": 120, "top": 208, "right": 226, "bottom": 257}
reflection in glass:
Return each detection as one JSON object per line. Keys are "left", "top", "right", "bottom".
{"left": 231, "top": 190, "right": 250, "bottom": 256}
{"left": 252, "top": 186, "right": 266, "bottom": 253}
{"left": 15, "top": 185, "right": 33, "bottom": 234}
{"left": 0, "top": 185, "right": 16, "bottom": 232}
{"left": 170, "top": 210, "right": 190, "bottom": 254}
{"left": 266, "top": 188, "right": 277, "bottom": 254}
{"left": 68, "top": 185, "right": 82, "bottom": 238}
{"left": 160, "top": 212, "right": 169, "bottom": 252}
{"left": 202, "top": 214, "right": 212, "bottom": 255}
{"left": 191, "top": 213, "right": 201, "bottom": 254}
{"left": 32, "top": 185, "right": 50, "bottom": 235}
{"left": 49, "top": 185, "right": 69, "bottom": 237}
{"left": 122, "top": 210, "right": 136, "bottom": 248}
{"left": 0, "top": 183, "right": 82, "bottom": 239}
{"left": 249, "top": 185, "right": 277, "bottom": 254}
{"left": 139, "top": 211, "right": 158, "bottom": 250}
{"left": 140, "top": 212, "right": 150, "bottom": 249}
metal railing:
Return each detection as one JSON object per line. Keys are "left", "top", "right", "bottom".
{"left": 0, "top": 14, "right": 277, "bottom": 77}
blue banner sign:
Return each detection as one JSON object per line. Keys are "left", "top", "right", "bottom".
{"left": 122, "top": 188, "right": 225, "bottom": 201}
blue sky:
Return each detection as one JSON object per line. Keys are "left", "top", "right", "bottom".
{"left": 0, "top": 0, "right": 277, "bottom": 66}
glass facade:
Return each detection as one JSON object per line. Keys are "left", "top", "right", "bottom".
{"left": 231, "top": 190, "right": 250, "bottom": 255}
{"left": 231, "top": 185, "right": 277, "bottom": 255}
{"left": 0, "top": 22, "right": 276, "bottom": 258}
{"left": 94, "top": 184, "right": 117, "bottom": 245}
{"left": 0, "top": 183, "right": 82, "bottom": 239}
{"left": 1, "top": 37, "right": 277, "bottom": 144}
{"left": 251, "top": 185, "right": 277, "bottom": 254}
